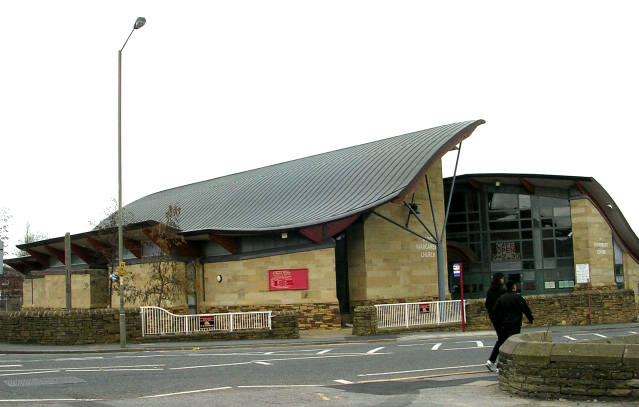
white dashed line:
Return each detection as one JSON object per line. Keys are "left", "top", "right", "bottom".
{"left": 316, "top": 349, "right": 332, "bottom": 355}
{"left": 171, "top": 362, "right": 251, "bottom": 370}
{"left": 431, "top": 343, "right": 442, "bottom": 350}
{"left": 0, "top": 370, "right": 60, "bottom": 377}
{"left": 139, "top": 386, "right": 232, "bottom": 398}
{"left": 366, "top": 347, "right": 385, "bottom": 354}
{"left": 563, "top": 335, "right": 577, "bottom": 341}
{"left": 358, "top": 364, "right": 485, "bottom": 377}
{"left": 333, "top": 379, "right": 353, "bottom": 384}
{"left": 630, "top": 331, "right": 638, "bottom": 334}
{"left": 592, "top": 333, "right": 607, "bottom": 338}
{"left": 0, "top": 365, "right": 22, "bottom": 368}
{"left": 254, "top": 361, "right": 272, "bottom": 366}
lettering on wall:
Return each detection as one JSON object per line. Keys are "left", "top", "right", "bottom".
{"left": 268, "top": 269, "right": 309, "bottom": 291}
{"left": 493, "top": 242, "right": 520, "bottom": 261}
{"left": 594, "top": 241, "right": 609, "bottom": 255}
{"left": 416, "top": 240, "right": 436, "bottom": 258}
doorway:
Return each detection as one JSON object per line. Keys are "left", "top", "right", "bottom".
{"left": 334, "top": 233, "right": 350, "bottom": 315}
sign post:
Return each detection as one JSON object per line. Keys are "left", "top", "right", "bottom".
{"left": 453, "top": 263, "right": 466, "bottom": 332}
{"left": 576, "top": 264, "right": 592, "bottom": 323}
{"left": 65, "top": 233, "right": 71, "bottom": 310}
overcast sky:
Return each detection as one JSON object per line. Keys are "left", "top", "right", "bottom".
{"left": 1, "top": 0, "right": 638, "bottom": 258}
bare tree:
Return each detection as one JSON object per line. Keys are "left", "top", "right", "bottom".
{"left": 0, "top": 208, "right": 10, "bottom": 256}
{"left": 124, "top": 204, "right": 194, "bottom": 309}
{"left": 13, "top": 222, "right": 48, "bottom": 257}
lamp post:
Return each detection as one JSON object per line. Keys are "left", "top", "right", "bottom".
{"left": 118, "top": 16, "right": 146, "bottom": 348}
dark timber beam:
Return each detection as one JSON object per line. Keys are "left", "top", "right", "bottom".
{"left": 520, "top": 178, "right": 535, "bottom": 194}
{"left": 25, "top": 249, "right": 50, "bottom": 268}
{"left": 208, "top": 234, "right": 238, "bottom": 255}
{"left": 468, "top": 179, "right": 483, "bottom": 190}
{"left": 71, "top": 244, "right": 105, "bottom": 265}
{"left": 44, "top": 246, "right": 66, "bottom": 264}
{"left": 175, "top": 240, "right": 202, "bottom": 258}
{"left": 123, "top": 238, "right": 143, "bottom": 259}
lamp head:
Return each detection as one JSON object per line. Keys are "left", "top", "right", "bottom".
{"left": 134, "top": 17, "right": 146, "bottom": 29}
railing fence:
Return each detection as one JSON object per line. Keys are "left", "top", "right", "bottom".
{"left": 141, "top": 306, "right": 272, "bottom": 336}
{"left": 375, "top": 300, "right": 465, "bottom": 329}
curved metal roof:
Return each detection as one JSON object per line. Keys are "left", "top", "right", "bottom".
{"left": 107, "top": 120, "right": 484, "bottom": 233}
{"left": 446, "top": 173, "right": 639, "bottom": 263}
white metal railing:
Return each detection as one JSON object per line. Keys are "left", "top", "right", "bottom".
{"left": 374, "top": 300, "right": 466, "bottom": 329}
{"left": 140, "top": 306, "right": 272, "bottom": 336}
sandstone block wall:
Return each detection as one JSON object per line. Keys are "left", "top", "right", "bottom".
{"left": 0, "top": 309, "right": 141, "bottom": 345}
{"left": 465, "top": 289, "right": 636, "bottom": 331}
{"left": 499, "top": 331, "right": 639, "bottom": 399}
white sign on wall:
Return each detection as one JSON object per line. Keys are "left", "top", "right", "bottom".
{"left": 575, "top": 263, "right": 590, "bottom": 284}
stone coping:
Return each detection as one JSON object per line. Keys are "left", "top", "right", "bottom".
{"left": 499, "top": 331, "right": 639, "bottom": 399}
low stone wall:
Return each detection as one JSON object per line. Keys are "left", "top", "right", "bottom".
{"left": 499, "top": 331, "right": 639, "bottom": 400}
{"left": 466, "top": 289, "right": 637, "bottom": 331}
{"left": 140, "top": 311, "right": 299, "bottom": 342}
{"left": 0, "top": 309, "right": 299, "bottom": 345}
{"left": 202, "top": 302, "right": 340, "bottom": 330}
{"left": 0, "top": 309, "right": 141, "bottom": 345}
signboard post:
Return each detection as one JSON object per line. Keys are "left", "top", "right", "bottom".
{"left": 576, "top": 264, "right": 592, "bottom": 322}
{"left": 453, "top": 263, "right": 466, "bottom": 332}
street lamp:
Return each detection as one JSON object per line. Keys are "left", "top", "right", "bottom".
{"left": 118, "top": 16, "right": 146, "bottom": 348}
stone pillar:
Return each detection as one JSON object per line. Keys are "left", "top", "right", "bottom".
{"left": 570, "top": 199, "right": 615, "bottom": 289}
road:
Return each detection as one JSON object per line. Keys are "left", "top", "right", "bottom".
{"left": 0, "top": 326, "right": 637, "bottom": 406}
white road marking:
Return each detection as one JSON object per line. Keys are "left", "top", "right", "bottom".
{"left": 171, "top": 362, "right": 252, "bottom": 370}
{"left": 358, "top": 364, "right": 485, "bottom": 377}
{"left": 0, "top": 370, "right": 60, "bottom": 377}
{"left": 254, "top": 361, "right": 272, "bottom": 366}
{"left": 592, "top": 333, "right": 607, "bottom": 338}
{"left": 316, "top": 349, "right": 332, "bottom": 355}
{"left": 366, "top": 347, "right": 385, "bottom": 354}
{"left": 333, "top": 379, "right": 353, "bottom": 384}
{"left": 431, "top": 343, "right": 442, "bottom": 351}
{"left": 67, "top": 368, "right": 163, "bottom": 372}
{"left": 238, "top": 385, "right": 325, "bottom": 388}
{"left": 0, "top": 399, "right": 103, "bottom": 402}
{"left": 564, "top": 335, "right": 577, "bottom": 341}
{"left": 0, "top": 365, "right": 22, "bottom": 368}
{"left": 53, "top": 356, "right": 103, "bottom": 361}
{"left": 139, "top": 386, "right": 232, "bottom": 398}
{"left": 630, "top": 331, "right": 638, "bottom": 334}
{"left": 476, "top": 341, "right": 484, "bottom": 348}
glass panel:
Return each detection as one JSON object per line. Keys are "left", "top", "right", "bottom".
{"left": 489, "top": 193, "right": 519, "bottom": 210}
{"left": 543, "top": 258, "right": 557, "bottom": 268}
{"left": 448, "top": 224, "right": 466, "bottom": 234}
{"left": 553, "top": 206, "right": 571, "bottom": 217}
{"left": 520, "top": 209, "right": 532, "bottom": 219}
{"left": 492, "top": 241, "right": 521, "bottom": 261}
{"left": 556, "top": 228, "right": 571, "bottom": 238}
{"left": 489, "top": 221, "right": 519, "bottom": 231}
{"left": 448, "top": 213, "right": 466, "bottom": 223}
{"left": 523, "top": 281, "right": 537, "bottom": 291}
{"left": 541, "top": 218, "right": 553, "bottom": 228}
{"left": 449, "top": 192, "right": 466, "bottom": 213}
{"left": 521, "top": 220, "right": 532, "bottom": 229}
{"left": 467, "top": 192, "right": 479, "bottom": 212}
{"left": 523, "top": 271, "right": 536, "bottom": 281}
{"left": 489, "top": 210, "right": 518, "bottom": 221}
{"left": 544, "top": 270, "right": 558, "bottom": 280}
{"left": 523, "top": 260, "right": 535, "bottom": 269}
{"left": 558, "top": 269, "right": 574, "bottom": 280}
{"left": 491, "top": 261, "right": 522, "bottom": 271}
{"left": 556, "top": 238, "right": 573, "bottom": 257}
{"left": 555, "top": 216, "right": 571, "bottom": 228}
{"left": 543, "top": 239, "right": 555, "bottom": 257}
{"left": 557, "top": 258, "right": 574, "bottom": 268}
{"left": 490, "top": 231, "right": 519, "bottom": 241}
{"left": 542, "top": 229, "right": 554, "bottom": 238}
{"left": 522, "top": 241, "right": 534, "bottom": 259}
{"left": 468, "top": 223, "right": 481, "bottom": 232}
{"left": 519, "top": 194, "right": 531, "bottom": 210}
{"left": 467, "top": 213, "right": 480, "bottom": 222}
{"left": 521, "top": 230, "right": 532, "bottom": 239}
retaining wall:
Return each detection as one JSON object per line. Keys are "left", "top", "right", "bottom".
{"left": 0, "top": 309, "right": 299, "bottom": 345}
{"left": 499, "top": 331, "right": 639, "bottom": 400}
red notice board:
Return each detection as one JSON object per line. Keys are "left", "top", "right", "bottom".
{"left": 268, "top": 269, "right": 309, "bottom": 291}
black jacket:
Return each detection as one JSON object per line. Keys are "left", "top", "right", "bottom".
{"left": 484, "top": 286, "right": 506, "bottom": 314}
{"left": 491, "top": 292, "right": 534, "bottom": 328}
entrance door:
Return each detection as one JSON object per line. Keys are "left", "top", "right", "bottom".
{"left": 505, "top": 272, "right": 521, "bottom": 293}
{"left": 334, "top": 233, "right": 350, "bottom": 314}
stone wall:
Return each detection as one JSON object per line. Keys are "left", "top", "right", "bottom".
{"left": 0, "top": 309, "right": 141, "bottom": 345}
{"left": 465, "top": 289, "right": 637, "bottom": 331}
{"left": 498, "top": 331, "right": 639, "bottom": 399}
{"left": 202, "top": 302, "right": 340, "bottom": 330}
{"left": 23, "top": 270, "right": 109, "bottom": 309}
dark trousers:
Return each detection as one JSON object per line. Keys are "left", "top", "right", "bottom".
{"left": 488, "top": 323, "right": 521, "bottom": 363}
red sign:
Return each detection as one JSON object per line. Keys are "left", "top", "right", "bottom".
{"left": 268, "top": 269, "right": 309, "bottom": 291}
{"left": 419, "top": 303, "right": 431, "bottom": 314}
{"left": 199, "top": 315, "right": 215, "bottom": 330}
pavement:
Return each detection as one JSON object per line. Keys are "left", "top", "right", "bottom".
{"left": 1, "top": 321, "right": 637, "bottom": 354}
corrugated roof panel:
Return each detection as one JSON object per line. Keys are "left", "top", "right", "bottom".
{"left": 104, "top": 120, "right": 484, "bottom": 232}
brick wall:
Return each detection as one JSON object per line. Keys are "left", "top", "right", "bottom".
{"left": 499, "top": 331, "right": 639, "bottom": 399}
{"left": 0, "top": 309, "right": 141, "bottom": 345}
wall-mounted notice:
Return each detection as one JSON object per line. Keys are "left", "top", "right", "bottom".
{"left": 268, "top": 269, "right": 309, "bottom": 291}
{"left": 575, "top": 263, "right": 590, "bottom": 284}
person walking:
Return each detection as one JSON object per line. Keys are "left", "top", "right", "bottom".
{"left": 484, "top": 273, "right": 506, "bottom": 372}
{"left": 487, "top": 281, "right": 534, "bottom": 372}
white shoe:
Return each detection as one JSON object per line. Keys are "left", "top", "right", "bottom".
{"left": 485, "top": 360, "right": 497, "bottom": 372}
